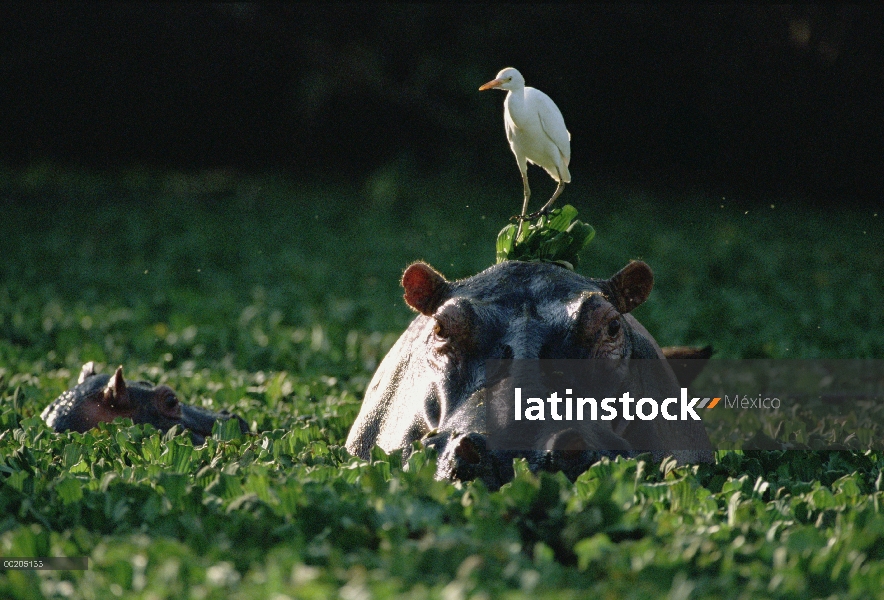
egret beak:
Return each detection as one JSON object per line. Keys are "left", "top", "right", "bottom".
{"left": 479, "top": 78, "right": 504, "bottom": 91}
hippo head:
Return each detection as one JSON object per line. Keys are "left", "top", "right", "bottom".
{"left": 346, "top": 260, "right": 713, "bottom": 489}
{"left": 42, "top": 362, "right": 249, "bottom": 444}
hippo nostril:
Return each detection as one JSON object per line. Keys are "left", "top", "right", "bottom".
{"left": 548, "top": 429, "right": 589, "bottom": 457}
{"left": 454, "top": 437, "right": 482, "bottom": 465}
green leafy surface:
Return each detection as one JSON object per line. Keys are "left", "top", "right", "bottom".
{"left": 496, "top": 205, "right": 596, "bottom": 269}
{"left": 1, "top": 166, "right": 883, "bottom": 598}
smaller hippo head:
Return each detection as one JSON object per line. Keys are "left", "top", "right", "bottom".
{"left": 42, "top": 362, "right": 249, "bottom": 444}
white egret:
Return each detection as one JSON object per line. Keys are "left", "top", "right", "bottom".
{"left": 479, "top": 67, "right": 571, "bottom": 233}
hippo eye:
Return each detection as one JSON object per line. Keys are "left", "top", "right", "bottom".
{"left": 165, "top": 394, "right": 179, "bottom": 409}
{"left": 607, "top": 319, "right": 621, "bottom": 338}
{"left": 430, "top": 301, "right": 475, "bottom": 358}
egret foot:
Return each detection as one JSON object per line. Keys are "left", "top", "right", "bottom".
{"left": 526, "top": 181, "right": 567, "bottom": 220}
{"left": 524, "top": 207, "right": 553, "bottom": 220}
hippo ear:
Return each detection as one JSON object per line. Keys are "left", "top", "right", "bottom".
{"left": 661, "top": 345, "right": 714, "bottom": 387}
{"left": 102, "top": 366, "right": 130, "bottom": 407}
{"left": 402, "top": 262, "right": 450, "bottom": 316}
{"left": 78, "top": 361, "right": 98, "bottom": 384}
{"left": 606, "top": 261, "right": 654, "bottom": 314}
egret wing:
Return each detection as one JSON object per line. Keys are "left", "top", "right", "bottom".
{"left": 532, "top": 90, "right": 571, "bottom": 167}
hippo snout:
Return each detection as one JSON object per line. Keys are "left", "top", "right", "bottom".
{"left": 423, "top": 431, "right": 509, "bottom": 490}
{"left": 180, "top": 405, "right": 250, "bottom": 445}
{"left": 421, "top": 425, "right": 638, "bottom": 490}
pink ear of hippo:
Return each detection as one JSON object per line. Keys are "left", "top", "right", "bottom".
{"left": 402, "top": 262, "right": 450, "bottom": 316}
{"left": 607, "top": 260, "right": 654, "bottom": 314}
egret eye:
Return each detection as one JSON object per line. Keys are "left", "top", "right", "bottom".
{"left": 607, "top": 319, "right": 621, "bottom": 337}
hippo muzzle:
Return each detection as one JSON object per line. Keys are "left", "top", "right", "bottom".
{"left": 418, "top": 372, "right": 639, "bottom": 490}
{"left": 178, "top": 405, "right": 249, "bottom": 445}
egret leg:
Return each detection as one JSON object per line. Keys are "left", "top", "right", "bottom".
{"left": 515, "top": 172, "right": 531, "bottom": 239}
{"left": 525, "top": 181, "right": 566, "bottom": 220}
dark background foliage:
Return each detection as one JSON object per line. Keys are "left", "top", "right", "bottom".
{"left": 2, "top": 3, "right": 881, "bottom": 203}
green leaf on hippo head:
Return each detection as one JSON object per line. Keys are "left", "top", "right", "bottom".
{"left": 566, "top": 221, "right": 595, "bottom": 252}
{"left": 495, "top": 204, "right": 595, "bottom": 267}
{"left": 537, "top": 231, "right": 571, "bottom": 259}
{"left": 545, "top": 203, "right": 578, "bottom": 231}
{"left": 496, "top": 223, "right": 518, "bottom": 263}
